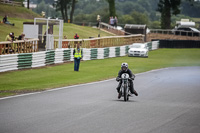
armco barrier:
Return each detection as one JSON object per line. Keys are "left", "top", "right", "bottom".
{"left": 0, "top": 41, "right": 159, "bottom": 73}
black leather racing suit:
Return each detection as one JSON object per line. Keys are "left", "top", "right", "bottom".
{"left": 116, "top": 68, "right": 135, "bottom": 94}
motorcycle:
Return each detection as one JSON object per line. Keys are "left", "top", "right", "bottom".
{"left": 118, "top": 73, "right": 131, "bottom": 101}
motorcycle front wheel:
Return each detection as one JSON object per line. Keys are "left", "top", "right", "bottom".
{"left": 124, "top": 84, "right": 129, "bottom": 101}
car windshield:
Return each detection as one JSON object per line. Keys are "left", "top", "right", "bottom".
{"left": 131, "top": 44, "right": 142, "bottom": 48}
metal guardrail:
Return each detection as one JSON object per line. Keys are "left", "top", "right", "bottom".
{"left": 54, "top": 34, "right": 144, "bottom": 49}
{"left": 150, "top": 29, "right": 200, "bottom": 37}
{"left": 0, "top": 39, "right": 39, "bottom": 55}
{"left": 0, "top": 0, "right": 22, "bottom": 6}
{"left": 100, "top": 22, "right": 132, "bottom": 35}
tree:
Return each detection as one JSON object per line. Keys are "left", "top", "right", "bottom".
{"left": 70, "top": 0, "right": 76, "bottom": 23}
{"left": 106, "top": 0, "right": 116, "bottom": 17}
{"left": 157, "top": 0, "right": 181, "bottom": 29}
{"left": 120, "top": 15, "right": 135, "bottom": 24}
{"left": 35, "top": 0, "right": 46, "bottom": 14}
{"left": 130, "top": 11, "right": 149, "bottom": 25}
{"left": 181, "top": 0, "right": 200, "bottom": 17}
{"left": 54, "top": 0, "right": 77, "bottom": 23}
{"left": 54, "top": 0, "right": 71, "bottom": 22}
{"left": 27, "top": 0, "right": 29, "bottom": 9}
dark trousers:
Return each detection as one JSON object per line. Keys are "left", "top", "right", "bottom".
{"left": 116, "top": 80, "right": 134, "bottom": 94}
{"left": 74, "top": 58, "right": 80, "bottom": 71}
{"left": 96, "top": 22, "right": 99, "bottom": 27}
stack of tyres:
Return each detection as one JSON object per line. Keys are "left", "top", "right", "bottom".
{"left": 115, "top": 47, "right": 120, "bottom": 57}
{"left": 45, "top": 50, "right": 55, "bottom": 65}
{"left": 63, "top": 49, "right": 71, "bottom": 62}
{"left": 104, "top": 48, "right": 109, "bottom": 58}
{"left": 18, "top": 53, "right": 32, "bottom": 69}
{"left": 91, "top": 48, "right": 98, "bottom": 60}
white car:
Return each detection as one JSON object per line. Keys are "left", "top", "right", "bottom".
{"left": 128, "top": 43, "right": 149, "bottom": 58}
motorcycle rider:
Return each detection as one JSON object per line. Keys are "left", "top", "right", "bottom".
{"left": 116, "top": 63, "right": 138, "bottom": 98}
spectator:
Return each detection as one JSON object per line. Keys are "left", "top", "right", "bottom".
{"left": 114, "top": 16, "right": 118, "bottom": 28}
{"left": 96, "top": 15, "right": 101, "bottom": 28}
{"left": 73, "top": 43, "right": 82, "bottom": 71}
{"left": 11, "top": 32, "right": 16, "bottom": 41}
{"left": 74, "top": 33, "right": 79, "bottom": 39}
{"left": 3, "top": 15, "right": 14, "bottom": 26}
{"left": 10, "top": 32, "right": 18, "bottom": 52}
{"left": 18, "top": 33, "right": 25, "bottom": 40}
{"left": 64, "top": 35, "right": 67, "bottom": 39}
{"left": 110, "top": 16, "right": 115, "bottom": 27}
{"left": 5, "top": 33, "right": 13, "bottom": 53}
{"left": 5, "top": 33, "right": 13, "bottom": 42}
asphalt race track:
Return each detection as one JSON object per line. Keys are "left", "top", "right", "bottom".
{"left": 0, "top": 66, "right": 200, "bottom": 133}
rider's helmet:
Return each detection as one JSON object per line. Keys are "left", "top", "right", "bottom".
{"left": 121, "top": 62, "right": 128, "bottom": 72}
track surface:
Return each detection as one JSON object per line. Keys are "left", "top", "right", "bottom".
{"left": 0, "top": 66, "right": 200, "bottom": 133}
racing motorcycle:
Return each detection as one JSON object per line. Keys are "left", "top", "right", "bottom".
{"left": 118, "top": 73, "right": 131, "bottom": 101}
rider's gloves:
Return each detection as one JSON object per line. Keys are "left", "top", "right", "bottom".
{"left": 116, "top": 77, "right": 120, "bottom": 82}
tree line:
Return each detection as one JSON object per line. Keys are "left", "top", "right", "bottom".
{"left": 30, "top": 0, "right": 200, "bottom": 29}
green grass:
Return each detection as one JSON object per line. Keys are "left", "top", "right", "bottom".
{"left": 62, "top": 23, "right": 113, "bottom": 39}
{"left": 0, "top": 17, "right": 113, "bottom": 41}
{"left": 0, "top": 49, "right": 200, "bottom": 97}
{"left": 0, "top": 17, "right": 33, "bottom": 41}
{"left": 0, "top": 4, "right": 41, "bottom": 42}
{"left": 0, "top": 4, "right": 41, "bottom": 19}
{"left": 0, "top": 4, "right": 113, "bottom": 41}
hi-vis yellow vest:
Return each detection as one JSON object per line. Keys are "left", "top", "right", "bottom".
{"left": 74, "top": 48, "right": 82, "bottom": 58}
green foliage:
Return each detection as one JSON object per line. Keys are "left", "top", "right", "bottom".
{"left": 119, "top": 15, "right": 136, "bottom": 24}
{"left": 1, "top": 49, "right": 200, "bottom": 97}
{"left": 157, "top": 0, "right": 181, "bottom": 29}
{"left": 130, "top": 11, "right": 149, "bottom": 25}
{"left": 73, "top": 14, "right": 91, "bottom": 23}
{"left": 181, "top": 0, "right": 200, "bottom": 18}
{"left": 118, "top": 11, "right": 149, "bottom": 25}
{"left": 33, "top": 0, "right": 61, "bottom": 18}
{"left": 74, "top": 7, "right": 110, "bottom": 24}
{"left": 33, "top": 0, "right": 46, "bottom": 15}
{"left": 28, "top": 0, "right": 200, "bottom": 28}
{"left": 149, "top": 21, "right": 161, "bottom": 29}
{"left": 53, "top": 0, "right": 77, "bottom": 23}
{"left": 31, "top": 0, "right": 55, "bottom": 4}
{"left": 117, "top": 1, "right": 146, "bottom": 15}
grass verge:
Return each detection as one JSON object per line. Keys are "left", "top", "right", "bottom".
{"left": 0, "top": 48, "right": 200, "bottom": 97}
{"left": 0, "top": 17, "right": 113, "bottom": 41}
